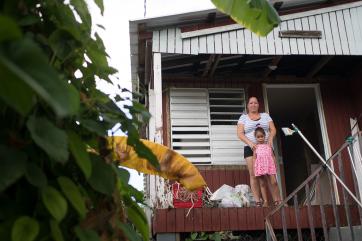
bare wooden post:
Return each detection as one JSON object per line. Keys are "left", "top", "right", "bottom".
{"left": 317, "top": 172, "right": 329, "bottom": 241}
{"left": 306, "top": 183, "right": 316, "bottom": 241}
{"left": 337, "top": 152, "right": 355, "bottom": 241}
{"left": 328, "top": 171, "right": 342, "bottom": 241}
{"left": 153, "top": 52, "right": 163, "bottom": 144}
{"left": 294, "top": 195, "right": 303, "bottom": 241}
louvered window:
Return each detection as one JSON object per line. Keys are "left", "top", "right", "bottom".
{"left": 170, "top": 88, "right": 246, "bottom": 165}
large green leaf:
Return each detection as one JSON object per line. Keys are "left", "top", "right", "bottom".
{"left": 74, "top": 227, "right": 101, "bottom": 241}
{"left": 41, "top": 186, "right": 68, "bottom": 222}
{"left": 25, "top": 163, "right": 47, "bottom": 188}
{"left": 2, "top": 38, "right": 79, "bottom": 117}
{"left": 211, "top": 0, "right": 280, "bottom": 36}
{"left": 11, "top": 216, "right": 39, "bottom": 241}
{"left": 0, "top": 15, "right": 22, "bottom": 42}
{"left": 57, "top": 176, "right": 86, "bottom": 219}
{"left": 50, "top": 220, "right": 64, "bottom": 241}
{"left": 68, "top": 131, "right": 92, "bottom": 179}
{"left": 0, "top": 145, "right": 27, "bottom": 192}
{"left": 0, "top": 61, "right": 36, "bottom": 116}
{"left": 88, "top": 156, "right": 116, "bottom": 196}
{"left": 27, "top": 116, "right": 69, "bottom": 163}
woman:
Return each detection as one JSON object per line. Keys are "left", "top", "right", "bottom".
{"left": 237, "top": 96, "right": 277, "bottom": 207}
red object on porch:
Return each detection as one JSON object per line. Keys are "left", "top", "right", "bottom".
{"left": 172, "top": 183, "right": 203, "bottom": 208}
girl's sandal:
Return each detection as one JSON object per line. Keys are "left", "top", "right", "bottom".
{"left": 273, "top": 200, "right": 284, "bottom": 207}
{"left": 255, "top": 199, "right": 264, "bottom": 207}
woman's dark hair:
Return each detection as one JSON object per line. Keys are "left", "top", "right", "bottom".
{"left": 248, "top": 96, "right": 258, "bottom": 103}
{"left": 254, "top": 127, "right": 265, "bottom": 136}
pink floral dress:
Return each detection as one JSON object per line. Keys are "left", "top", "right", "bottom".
{"left": 254, "top": 144, "right": 276, "bottom": 176}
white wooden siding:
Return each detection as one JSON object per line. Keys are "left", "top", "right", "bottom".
{"left": 153, "top": 4, "right": 362, "bottom": 56}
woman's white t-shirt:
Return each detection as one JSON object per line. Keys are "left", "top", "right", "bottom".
{"left": 237, "top": 113, "right": 273, "bottom": 144}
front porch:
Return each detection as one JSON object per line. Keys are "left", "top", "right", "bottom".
{"left": 153, "top": 206, "right": 361, "bottom": 233}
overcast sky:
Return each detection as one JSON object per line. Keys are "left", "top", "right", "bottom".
{"left": 89, "top": 0, "right": 214, "bottom": 190}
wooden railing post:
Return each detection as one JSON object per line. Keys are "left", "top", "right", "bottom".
{"left": 328, "top": 171, "right": 342, "bottom": 241}
{"left": 317, "top": 172, "right": 329, "bottom": 241}
{"left": 306, "top": 183, "right": 316, "bottom": 241}
{"left": 294, "top": 195, "right": 303, "bottom": 241}
{"left": 337, "top": 152, "right": 355, "bottom": 241}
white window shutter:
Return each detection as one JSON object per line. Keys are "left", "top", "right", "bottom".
{"left": 170, "top": 89, "right": 211, "bottom": 164}
{"left": 209, "top": 89, "right": 246, "bottom": 165}
{"left": 169, "top": 88, "right": 246, "bottom": 165}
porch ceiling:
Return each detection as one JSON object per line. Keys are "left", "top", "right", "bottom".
{"left": 161, "top": 54, "right": 362, "bottom": 81}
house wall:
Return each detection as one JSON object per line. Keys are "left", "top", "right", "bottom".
{"left": 350, "top": 69, "right": 362, "bottom": 120}
{"left": 320, "top": 81, "right": 357, "bottom": 200}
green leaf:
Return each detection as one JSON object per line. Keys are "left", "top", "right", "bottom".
{"left": 211, "top": 0, "right": 280, "bottom": 36}
{"left": 57, "top": 176, "right": 86, "bottom": 219}
{"left": 68, "top": 131, "right": 92, "bottom": 179}
{"left": 80, "top": 119, "right": 108, "bottom": 136}
{"left": 0, "top": 60, "right": 36, "bottom": 116}
{"left": 41, "top": 186, "right": 68, "bottom": 222}
{"left": 11, "top": 216, "right": 39, "bottom": 241}
{"left": 70, "top": 0, "right": 92, "bottom": 26}
{"left": 125, "top": 201, "right": 149, "bottom": 241}
{"left": 0, "top": 15, "right": 22, "bottom": 42}
{"left": 25, "top": 163, "right": 47, "bottom": 188}
{"left": 88, "top": 156, "right": 116, "bottom": 195}
{"left": 50, "top": 220, "right": 64, "bottom": 241}
{"left": 18, "top": 15, "right": 39, "bottom": 26}
{"left": 74, "top": 227, "right": 101, "bottom": 241}
{"left": 117, "top": 222, "right": 142, "bottom": 241}
{"left": 93, "top": 0, "right": 104, "bottom": 15}
{"left": 27, "top": 116, "right": 69, "bottom": 163}
{"left": 2, "top": 38, "right": 79, "bottom": 117}
{"left": 0, "top": 146, "right": 27, "bottom": 192}
{"left": 191, "top": 232, "right": 198, "bottom": 239}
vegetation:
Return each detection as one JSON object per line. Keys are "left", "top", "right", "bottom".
{"left": 0, "top": 0, "right": 278, "bottom": 241}
{"left": 0, "top": 0, "right": 156, "bottom": 240}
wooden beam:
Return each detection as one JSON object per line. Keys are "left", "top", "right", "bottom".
{"left": 162, "top": 74, "right": 341, "bottom": 84}
{"left": 202, "top": 55, "right": 215, "bottom": 77}
{"left": 208, "top": 55, "right": 221, "bottom": 77}
{"left": 262, "top": 56, "right": 283, "bottom": 78}
{"left": 306, "top": 56, "right": 333, "bottom": 78}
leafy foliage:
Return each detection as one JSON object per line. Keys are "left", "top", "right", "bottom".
{"left": 0, "top": 0, "right": 153, "bottom": 240}
{"left": 0, "top": 0, "right": 279, "bottom": 240}
{"left": 211, "top": 0, "right": 280, "bottom": 36}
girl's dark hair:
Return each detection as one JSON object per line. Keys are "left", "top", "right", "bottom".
{"left": 254, "top": 127, "right": 265, "bottom": 136}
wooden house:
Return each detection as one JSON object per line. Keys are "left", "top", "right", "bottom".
{"left": 129, "top": 0, "right": 362, "bottom": 240}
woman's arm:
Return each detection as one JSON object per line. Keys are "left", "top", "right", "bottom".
{"left": 268, "top": 121, "right": 276, "bottom": 146}
{"left": 237, "top": 123, "right": 255, "bottom": 149}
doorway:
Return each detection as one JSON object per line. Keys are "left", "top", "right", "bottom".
{"left": 264, "top": 85, "right": 332, "bottom": 203}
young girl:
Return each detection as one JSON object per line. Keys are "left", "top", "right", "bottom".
{"left": 253, "top": 127, "right": 282, "bottom": 207}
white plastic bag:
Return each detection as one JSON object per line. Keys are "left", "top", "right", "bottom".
{"left": 210, "top": 184, "right": 254, "bottom": 208}
{"left": 210, "top": 184, "right": 234, "bottom": 201}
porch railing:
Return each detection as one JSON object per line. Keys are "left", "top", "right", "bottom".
{"left": 265, "top": 131, "right": 362, "bottom": 241}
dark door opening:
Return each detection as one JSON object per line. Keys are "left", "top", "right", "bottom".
{"left": 266, "top": 86, "right": 326, "bottom": 201}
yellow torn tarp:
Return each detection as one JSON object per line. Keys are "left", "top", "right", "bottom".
{"left": 107, "top": 136, "right": 206, "bottom": 191}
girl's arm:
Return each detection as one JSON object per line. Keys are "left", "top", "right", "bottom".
{"left": 268, "top": 121, "right": 277, "bottom": 146}
{"left": 237, "top": 123, "right": 256, "bottom": 150}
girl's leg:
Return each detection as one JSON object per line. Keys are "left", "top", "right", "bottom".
{"left": 268, "top": 175, "right": 282, "bottom": 204}
{"left": 258, "top": 176, "right": 269, "bottom": 207}
{"left": 246, "top": 156, "right": 262, "bottom": 205}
